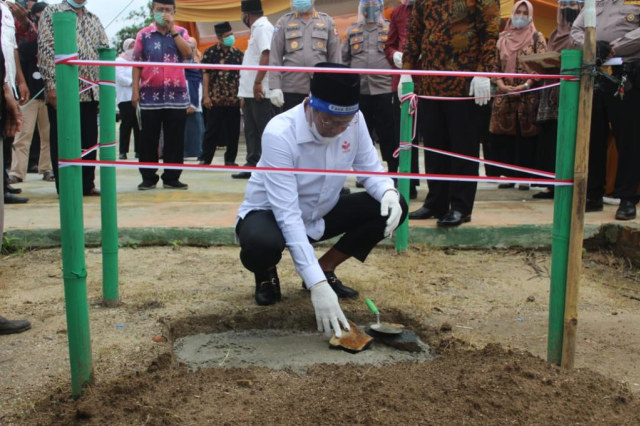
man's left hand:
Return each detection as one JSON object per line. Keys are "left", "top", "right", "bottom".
{"left": 18, "top": 82, "right": 30, "bottom": 106}
{"left": 380, "top": 190, "right": 402, "bottom": 238}
{"left": 5, "top": 89, "right": 23, "bottom": 138}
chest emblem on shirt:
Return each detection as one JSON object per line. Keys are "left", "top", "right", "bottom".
{"left": 626, "top": 13, "right": 636, "bottom": 22}
{"left": 342, "top": 140, "right": 351, "bottom": 154}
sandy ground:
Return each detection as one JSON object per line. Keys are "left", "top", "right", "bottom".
{"left": 1, "top": 245, "right": 639, "bottom": 424}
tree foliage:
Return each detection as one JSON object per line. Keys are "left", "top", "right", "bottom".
{"left": 111, "top": 1, "right": 153, "bottom": 52}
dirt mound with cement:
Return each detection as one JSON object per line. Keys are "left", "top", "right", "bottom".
{"left": 32, "top": 343, "right": 639, "bottom": 425}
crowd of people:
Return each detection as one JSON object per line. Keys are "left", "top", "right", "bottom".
{"left": 1, "top": 0, "right": 639, "bottom": 335}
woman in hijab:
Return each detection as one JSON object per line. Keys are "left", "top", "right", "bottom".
{"left": 488, "top": 0, "right": 547, "bottom": 190}
{"left": 116, "top": 38, "right": 140, "bottom": 160}
{"left": 533, "top": 0, "right": 582, "bottom": 199}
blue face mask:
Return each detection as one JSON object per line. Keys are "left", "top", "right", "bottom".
{"left": 154, "top": 12, "right": 167, "bottom": 26}
{"left": 292, "top": 0, "right": 313, "bottom": 13}
{"left": 66, "top": 0, "right": 86, "bottom": 8}
{"left": 222, "top": 35, "right": 235, "bottom": 47}
{"left": 511, "top": 16, "right": 531, "bottom": 29}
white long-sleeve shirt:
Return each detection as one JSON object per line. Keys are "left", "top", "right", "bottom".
{"left": 1, "top": 3, "right": 17, "bottom": 96}
{"left": 115, "top": 56, "right": 133, "bottom": 104}
{"left": 237, "top": 102, "right": 394, "bottom": 287}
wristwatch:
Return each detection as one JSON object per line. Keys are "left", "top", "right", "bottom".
{"left": 171, "top": 32, "right": 179, "bottom": 38}
{"left": 524, "top": 82, "right": 530, "bottom": 90}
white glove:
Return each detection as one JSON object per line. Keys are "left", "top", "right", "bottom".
{"left": 397, "top": 74, "right": 413, "bottom": 99}
{"left": 469, "top": 76, "right": 491, "bottom": 106}
{"left": 393, "top": 51, "right": 403, "bottom": 69}
{"left": 380, "top": 190, "right": 403, "bottom": 238}
{"left": 269, "top": 88, "right": 284, "bottom": 107}
{"left": 310, "top": 281, "right": 349, "bottom": 338}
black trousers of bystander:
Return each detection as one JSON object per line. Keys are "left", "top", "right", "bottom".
{"left": 139, "top": 108, "right": 187, "bottom": 184}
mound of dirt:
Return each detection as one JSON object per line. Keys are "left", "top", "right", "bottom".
{"left": 30, "top": 343, "right": 639, "bottom": 425}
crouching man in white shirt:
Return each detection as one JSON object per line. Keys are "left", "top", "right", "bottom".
{"left": 235, "top": 63, "right": 407, "bottom": 338}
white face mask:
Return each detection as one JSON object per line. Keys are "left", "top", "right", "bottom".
{"left": 310, "top": 121, "right": 339, "bottom": 144}
{"left": 511, "top": 16, "right": 531, "bottom": 29}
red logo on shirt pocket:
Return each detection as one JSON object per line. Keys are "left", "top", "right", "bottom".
{"left": 341, "top": 140, "right": 351, "bottom": 154}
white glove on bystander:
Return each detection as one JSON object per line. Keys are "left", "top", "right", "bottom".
{"left": 380, "top": 190, "right": 403, "bottom": 238}
{"left": 269, "top": 88, "right": 285, "bottom": 107}
{"left": 310, "top": 281, "right": 349, "bottom": 338}
{"left": 397, "top": 74, "right": 413, "bottom": 99}
{"left": 469, "top": 76, "right": 491, "bottom": 106}
{"left": 393, "top": 51, "right": 403, "bottom": 69}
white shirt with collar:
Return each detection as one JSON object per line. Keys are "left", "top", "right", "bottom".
{"left": 238, "top": 16, "right": 274, "bottom": 98}
{"left": 237, "top": 102, "right": 395, "bottom": 287}
{"left": 1, "top": 2, "right": 17, "bottom": 96}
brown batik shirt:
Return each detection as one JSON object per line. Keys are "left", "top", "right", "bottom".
{"left": 403, "top": 0, "right": 500, "bottom": 97}
{"left": 201, "top": 43, "right": 244, "bottom": 107}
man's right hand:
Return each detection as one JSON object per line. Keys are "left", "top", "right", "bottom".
{"left": 310, "top": 281, "right": 349, "bottom": 338}
{"left": 202, "top": 95, "right": 212, "bottom": 109}
{"left": 46, "top": 89, "right": 57, "bottom": 109}
{"left": 269, "top": 88, "right": 284, "bottom": 107}
{"left": 131, "top": 91, "right": 139, "bottom": 109}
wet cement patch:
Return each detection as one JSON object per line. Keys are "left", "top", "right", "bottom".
{"left": 174, "top": 328, "right": 433, "bottom": 373}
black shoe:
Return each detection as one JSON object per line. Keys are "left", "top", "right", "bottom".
{"left": 83, "top": 188, "right": 100, "bottom": 196}
{"left": 437, "top": 210, "right": 471, "bottom": 227}
{"left": 231, "top": 172, "right": 251, "bottom": 179}
{"left": 340, "top": 187, "right": 351, "bottom": 195}
{"left": 409, "top": 206, "right": 442, "bottom": 220}
{"left": 119, "top": 153, "right": 127, "bottom": 160}
{"left": 518, "top": 184, "right": 530, "bottom": 191}
{"left": 255, "top": 268, "right": 281, "bottom": 306}
{"left": 4, "top": 193, "right": 28, "bottom": 204}
{"left": 137, "top": 181, "right": 157, "bottom": 191}
{"left": 498, "top": 183, "right": 515, "bottom": 189}
{"left": 355, "top": 181, "right": 364, "bottom": 188}
{"left": 225, "top": 162, "right": 239, "bottom": 167}
{"left": 532, "top": 190, "right": 554, "bottom": 199}
{"left": 27, "top": 165, "right": 39, "bottom": 174}
{"left": 0, "top": 316, "right": 31, "bottom": 335}
{"left": 6, "top": 184, "right": 22, "bottom": 194}
{"left": 615, "top": 200, "right": 637, "bottom": 221}
{"left": 324, "top": 271, "right": 359, "bottom": 299}
{"left": 163, "top": 180, "right": 188, "bottom": 190}
{"left": 585, "top": 198, "right": 603, "bottom": 212}
{"left": 198, "top": 160, "right": 208, "bottom": 165}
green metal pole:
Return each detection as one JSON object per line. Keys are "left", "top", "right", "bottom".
{"left": 98, "top": 48, "right": 119, "bottom": 306}
{"left": 53, "top": 12, "right": 93, "bottom": 396}
{"left": 395, "top": 79, "right": 414, "bottom": 252}
{"left": 547, "top": 49, "right": 582, "bottom": 365}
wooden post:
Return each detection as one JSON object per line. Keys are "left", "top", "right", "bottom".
{"left": 561, "top": 0, "right": 597, "bottom": 369}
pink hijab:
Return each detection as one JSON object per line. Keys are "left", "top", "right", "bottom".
{"left": 119, "top": 38, "right": 135, "bottom": 61}
{"left": 497, "top": 0, "right": 538, "bottom": 73}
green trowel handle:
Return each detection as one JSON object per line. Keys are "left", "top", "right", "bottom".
{"left": 365, "top": 299, "right": 379, "bottom": 315}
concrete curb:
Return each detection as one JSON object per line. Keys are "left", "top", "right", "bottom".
{"left": 1, "top": 223, "right": 615, "bottom": 252}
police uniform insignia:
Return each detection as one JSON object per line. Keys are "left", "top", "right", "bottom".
{"left": 291, "top": 40, "right": 299, "bottom": 49}
{"left": 316, "top": 41, "right": 325, "bottom": 49}
{"left": 315, "top": 22, "right": 326, "bottom": 27}
{"left": 353, "top": 44, "right": 360, "bottom": 51}
{"left": 351, "top": 27, "right": 360, "bottom": 33}
{"left": 333, "top": 28, "right": 339, "bottom": 36}
{"left": 381, "top": 35, "right": 388, "bottom": 41}
{"left": 626, "top": 13, "right": 636, "bottom": 22}
{"left": 623, "top": 0, "right": 640, "bottom": 4}
{"left": 288, "top": 22, "right": 298, "bottom": 27}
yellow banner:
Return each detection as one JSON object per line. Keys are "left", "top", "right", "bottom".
{"left": 176, "top": 0, "right": 292, "bottom": 22}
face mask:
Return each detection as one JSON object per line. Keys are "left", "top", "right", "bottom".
{"left": 560, "top": 8, "right": 580, "bottom": 24}
{"left": 363, "top": 5, "right": 381, "bottom": 23}
{"left": 222, "top": 35, "right": 235, "bottom": 47}
{"left": 154, "top": 12, "right": 167, "bottom": 26}
{"left": 310, "top": 121, "right": 338, "bottom": 144}
{"left": 511, "top": 16, "right": 531, "bottom": 29}
{"left": 292, "top": 0, "right": 313, "bottom": 13}
{"left": 242, "top": 14, "right": 251, "bottom": 28}
{"left": 66, "top": 0, "right": 86, "bottom": 8}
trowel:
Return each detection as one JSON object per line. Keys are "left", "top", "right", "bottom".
{"left": 365, "top": 299, "right": 404, "bottom": 335}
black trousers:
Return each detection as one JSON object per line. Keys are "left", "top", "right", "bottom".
{"left": 3, "top": 135, "right": 12, "bottom": 192}
{"left": 236, "top": 191, "right": 408, "bottom": 274}
{"left": 535, "top": 120, "right": 557, "bottom": 189}
{"left": 242, "top": 97, "right": 275, "bottom": 166}
{"left": 283, "top": 92, "right": 306, "bottom": 112}
{"left": 139, "top": 108, "right": 186, "bottom": 184}
{"left": 488, "top": 115, "right": 538, "bottom": 179}
{"left": 587, "top": 84, "right": 640, "bottom": 202}
{"left": 118, "top": 101, "right": 140, "bottom": 155}
{"left": 201, "top": 106, "right": 240, "bottom": 165}
{"left": 419, "top": 99, "right": 480, "bottom": 215}
{"left": 48, "top": 101, "right": 98, "bottom": 193}
{"left": 361, "top": 93, "right": 398, "bottom": 172}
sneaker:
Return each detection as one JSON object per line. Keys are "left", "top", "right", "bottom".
{"left": 137, "top": 181, "right": 157, "bottom": 191}
{"left": 163, "top": 180, "right": 188, "bottom": 190}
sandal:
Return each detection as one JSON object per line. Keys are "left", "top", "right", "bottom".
{"left": 42, "top": 171, "right": 55, "bottom": 182}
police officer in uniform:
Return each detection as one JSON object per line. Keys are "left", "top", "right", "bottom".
{"left": 269, "top": 0, "right": 341, "bottom": 112}
{"left": 572, "top": 0, "right": 640, "bottom": 220}
{"left": 343, "top": 0, "right": 398, "bottom": 174}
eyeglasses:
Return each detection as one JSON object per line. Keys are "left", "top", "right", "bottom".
{"left": 316, "top": 112, "right": 357, "bottom": 131}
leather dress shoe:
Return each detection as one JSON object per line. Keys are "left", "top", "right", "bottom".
{"left": 585, "top": 198, "right": 603, "bottom": 212}
{"left": 6, "top": 184, "right": 22, "bottom": 194}
{"left": 4, "top": 193, "right": 28, "bottom": 204}
{"left": 409, "top": 185, "right": 417, "bottom": 200}
{"left": 437, "top": 210, "right": 471, "bottom": 227}
{"left": 255, "top": 268, "right": 281, "bottom": 306}
{"left": 232, "top": 172, "right": 251, "bottom": 179}
{"left": 301, "top": 271, "right": 359, "bottom": 299}
{"left": 409, "top": 206, "right": 442, "bottom": 220}
{"left": 615, "top": 200, "right": 637, "bottom": 221}
{"left": 83, "top": 187, "right": 100, "bottom": 196}
{"left": 0, "top": 316, "right": 31, "bottom": 335}
{"left": 340, "top": 186, "right": 351, "bottom": 195}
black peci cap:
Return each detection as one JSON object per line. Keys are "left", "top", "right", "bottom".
{"left": 214, "top": 21, "right": 232, "bottom": 36}
{"left": 241, "top": 0, "right": 263, "bottom": 13}
{"left": 309, "top": 63, "right": 360, "bottom": 115}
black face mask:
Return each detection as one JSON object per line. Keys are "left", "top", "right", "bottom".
{"left": 561, "top": 8, "right": 580, "bottom": 24}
